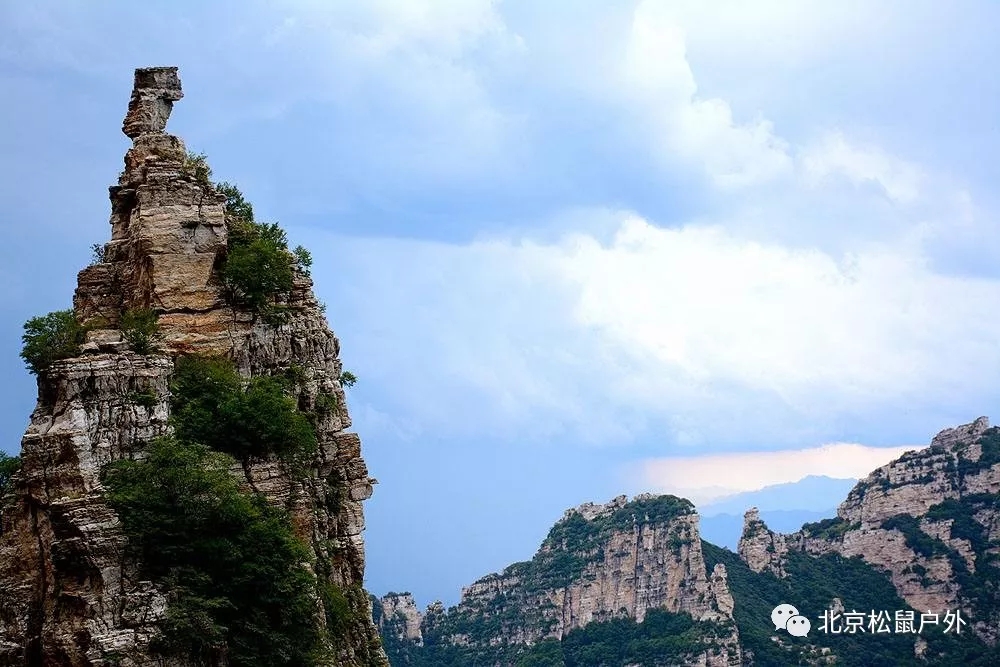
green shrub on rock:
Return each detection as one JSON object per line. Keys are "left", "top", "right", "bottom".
{"left": 120, "top": 307, "right": 162, "bottom": 354}
{"left": 222, "top": 220, "right": 296, "bottom": 313}
{"left": 0, "top": 453, "right": 21, "bottom": 496}
{"left": 102, "top": 437, "right": 329, "bottom": 666}
{"left": 20, "top": 309, "right": 87, "bottom": 375}
{"left": 170, "top": 355, "right": 316, "bottom": 462}
{"left": 181, "top": 151, "right": 212, "bottom": 184}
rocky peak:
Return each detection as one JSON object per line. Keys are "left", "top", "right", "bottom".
{"left": 930, "top": 416, "right": 990, "bottom": 450}
{"left": 122, "top": 67, "right": 184, "bottom": 139}
{"left": 738, "top": 507, "right": 788, "bottom": 576}
{"left": 377, "top": 593, "right": 423, "bottom": 645}
{"left": 0, "top": 67, "right": 386, "bottom": 666}
{"left": 737, "top": 417, "right": 1000, "bottom": 644}
{"left": 380, "top": 494, "right": 742, "bottom": 666}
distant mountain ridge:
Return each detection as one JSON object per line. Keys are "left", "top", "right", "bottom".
{"left": 695, "top": 475, "right": 857, "bottom": 550}
{"left": 699, "top": 475, "right": 859, "bottom": 516}
{"left": 700, "top": 509, "right": 835, "bottom": 551}
{"left": 378, "top": 418, "right": 1000, "bottom": 666}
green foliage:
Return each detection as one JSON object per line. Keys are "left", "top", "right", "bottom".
{"left": 340, "top": 371, "right": 358, "bottom": 388}
{"left": 293, "top": 245, "right": 313, "bottom": 276}
{"left": 102, "top": 437, "right": 328, "bottom": 666}
{"left": 975, "top": 428, "right": 1000, "bottom": 468}
{"left": 283, "top": 364, "right": 308, "bottom": 386}
{"left": 20, "top": 309, "right": 87, "bottom": 375}
{"left": 181, "top": 151, "right": 212, "bottom": 184}
{"left": 882, "top": 514, "right": 950, "bottom": 559}
{"left": 216, "top": 181, "right": 254, "bottom": 223}
{"left": 213, "top": 181, "right": 315, "bottom": 320}
{"left": 924, "top": 494, "right": 1000, "bottom": 618}
{"left": 801, "top": 516, "right": 856, "bottom": 539}
{"left": 120, "top": 307, "right": 161, "bottom": 355}
{"left": 516, "top": 639, "right": 565, "bottom": 667}
{"left": 0, "top": 453, "right": 22, "bottom": 496}
{"left": 262, "top": 304, "right": 294, "bottom": 327}
{"left": 91, "top": 242, "right": 108, "bottom": 264}
{"left": 702, "top": 541, "right": 997, "bottom": 666}
{"left": 128, "top": 387, "right": 158, "bottom": 409}
{"left": 170, "top": 355, "right": 316, "bottom": 462}
{"left": 223, "top": 219, "right": 296, "bottom": 313}
{"left": 320, "top": 581, "right": 358, "bottom": 639}
{"left": 315, "top": 392, "right": 339, "bottom": 414}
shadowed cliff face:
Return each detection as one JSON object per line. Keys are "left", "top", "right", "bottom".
{"left": 378, "top": 494, "right": 742, "bottom": 667}
{"left": 738, "top": 416, "right": 1000, "bottom": 646}
{"left": 0, "top": 67, "right": 387, "bottom": 666}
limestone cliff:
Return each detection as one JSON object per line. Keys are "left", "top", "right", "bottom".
{"left": 0, "top": 67, "right": 387, "bottom": 666}
{"left": 738, "top": 416, "right": 1000, "bottom": 645}
{"left": 379, "top": 494, "right": 741, "bottom": 667}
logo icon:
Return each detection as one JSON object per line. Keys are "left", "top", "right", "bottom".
{"left": 772, "top": 603, "right": 811, "bottom": 637}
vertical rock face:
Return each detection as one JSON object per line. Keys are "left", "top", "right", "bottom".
{"left": 0, "top": 67, "right": 387, "bottom": 666}
{"left": 376, "top": 593, "right": 424, "bottom": 645}
{"left": 737, "top": 417, "right": 1000, "bottom": 644}
{"left": 380, "top": 495, "right": 742, "bottom": 666}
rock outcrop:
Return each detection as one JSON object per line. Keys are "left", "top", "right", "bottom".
{"left": 0, "top": 67, "right": 387, "bottom": 666}
{"left": 737, "top": 416, "right": 1000, "bottom": 644}
{"left": 380, "top": 494, "right": 741, "bottom": 666}
{"left": 376, "top": 593, "right": 424, "bottom": 645}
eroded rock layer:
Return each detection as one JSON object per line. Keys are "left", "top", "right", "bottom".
{"left": 738, "top": 416, "right": 1000, "bottom": 645}
{"left": 379, "top": 494, "right": 742, "bottom": 667}
{"left": 0, "top": 67, "right": 387, "bottom": 666}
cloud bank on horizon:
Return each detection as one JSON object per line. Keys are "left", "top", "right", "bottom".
{"left": 3, "top": 0, "right": 1000, "bottom": 604}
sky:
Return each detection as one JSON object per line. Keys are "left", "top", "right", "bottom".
{"left": 3, "top": 0, "right": 1000, "bottom": 608}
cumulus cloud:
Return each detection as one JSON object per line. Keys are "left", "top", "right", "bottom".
{"left": 313, "top": 207, "right": 1000, "bottom": 450}
{"left": 618, "top": 1, "right": 792, "bottom": 188}
{"left": 632, "top": 443, "right": 923, "bottom": 505}
{"left": 801, "top": 132, "right": 924, "bottom": 204}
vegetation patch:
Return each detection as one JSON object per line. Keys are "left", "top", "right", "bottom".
{"left": 881, "top": 514, "right": 950, "bottom": 559}
{"left": 127, "top": 387, "right": 158, "bottom": 409}
{"left": 214, "top": 180, "right": 310, "bottom": 318}
{"left": 120, "top": 307, "right": 161, "bottom": 354}
{"left": 0, "top": 453, "right": 22, "bottom": 496}
{"left": 703, "top": 541, "right": 996, "bottom": 666}
{"left": 801, "top": 516, "right": 856, "bottom": 540}
{"left": 181, "top": 151, "right": 212, "bottom": 184}
{"left": 169, "top": 355, "right": 316, "bottom": 463}
{"left": 517, "top": 609, "right": 728, "bottom": 667}
{"left": 91, "top": 242, "right": 108, "bottom": 264}
{"left": 102, "top": 437, "right": 330, "bottom": 666}
{"left": 20, "top": 309, "right": 88, "bottom": 375}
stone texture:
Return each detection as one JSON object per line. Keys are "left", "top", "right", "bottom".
{"left": 378, "top": 593, "right": 424, "bottom": 645}
{"left": 0, "top": 67, "right": 387, "bottom": 666}
{"left": 122, "top": 67, "right": 183, "bottom": 139}
{"left": 737, "top": 417, "right": 1000, "bottom": 645}
{"left": 382, "top": 496, "right": 742, "bottom": 667}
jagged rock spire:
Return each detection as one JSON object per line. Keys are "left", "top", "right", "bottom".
{"left": 122, "top": 67, "right": 183, "bottom": 139}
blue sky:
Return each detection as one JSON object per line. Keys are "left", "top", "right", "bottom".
{"left": 3, "top": 1, "right": 1000, "bottom": 607}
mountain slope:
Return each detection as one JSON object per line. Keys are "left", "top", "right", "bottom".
{"left": 380, "top": 495, "right": 742, "bottom": 666}
{"left": 739, "top": 417, "right": 1000, "bottom": 646}
{"left": 380, "top": 418, "right": 1000, "bottom": 666}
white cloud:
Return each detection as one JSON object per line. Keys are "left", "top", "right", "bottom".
{"left": 314, "top": 207, "right": 1000, "bottom": 449}
{"left": 801, "top": 132, "right": 924, "bottom": 204}
{"left": 619, "top": 0, "right": 792, "bottom": 187}
{"left": 632, "top": 443, "right": 923, "bottom": 505}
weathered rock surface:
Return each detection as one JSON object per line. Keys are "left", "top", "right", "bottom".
{"left": 737, "top": 416, "right": 1000, "bottom": 645}
{"left": 0, "top": 67, "right": 386, "bottom": 666}
{"left": 380, "top": 495, "right": 742, "bottom": 666}
{"left": 377, "top": 593, "right": 424, "bottom": 645}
